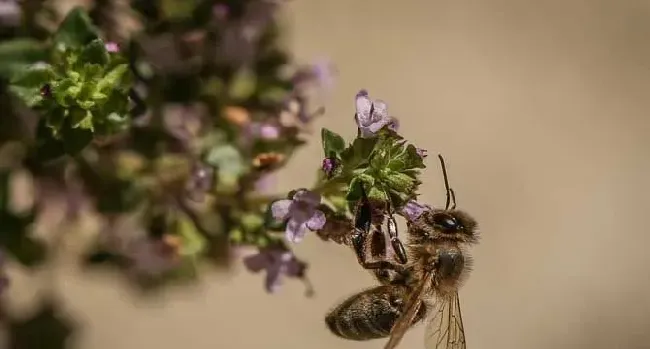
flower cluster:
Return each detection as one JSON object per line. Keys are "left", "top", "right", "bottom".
{"left": 0, "top": 0, "right": 334, "bottom": 298}
{"left": 0, "top": 0, "right": 436, "bottom": 306}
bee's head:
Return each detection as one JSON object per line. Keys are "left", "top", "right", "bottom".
{"left": 409, "top": 154, "right": 479, "bottom": 244}
{"left": 416, "top": 209, "right": 479, "bottom": 244}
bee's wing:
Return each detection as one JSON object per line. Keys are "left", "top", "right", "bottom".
{"left": 383, "top": 270, "right": 433, "bottom": 349}
{"left": 423, "top": 291, "right": 466, "bottom": 349}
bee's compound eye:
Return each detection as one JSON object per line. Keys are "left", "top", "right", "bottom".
{"left": 433, "top": 214, "right": 458, "bottom": 231}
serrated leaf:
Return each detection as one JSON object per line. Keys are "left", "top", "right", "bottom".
{"left": 9, "top": 64, "right": 56, "bottom": 89}
{"left": 96, "top": 63, "right": 129, "bottom": 92}
{"left": 70, "top": 108, "right": 94, "bottom": 130}
{"left": 51, "top": 78, "right": 78, "bottom": 107}
{"left": 340, "top": 137, "right": 378, "bottom": 170}
{"left": 382, "top": 171, "right": 416, "bottom": 193}
{"left": 389, "top": 143, "right": 425, "bottom": 171}
{"left": 78, "top": 39, "right": 109, "bottom": 65}
{"left": 346, "top": 177, "right": 364, "bottom": 201}
{"left": 82, "top": 63, "right": 104, "bottom": 81}
{"left": 52, "top": 7, "right": 100, "bottom": 49}
{"left": 321, "top": 128, "right": 346, "bottom": 158}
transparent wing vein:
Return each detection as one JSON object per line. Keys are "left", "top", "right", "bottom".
{"left": 424, "top": 292, "right": 466, "bottom": 349}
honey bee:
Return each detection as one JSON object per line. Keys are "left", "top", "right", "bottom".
{"left": 325, "top": 155, "right": 479, "bottom": 349}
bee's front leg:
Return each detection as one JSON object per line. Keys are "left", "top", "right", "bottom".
{"left": 351, "top": 190, "right": 405, "bottom": 280}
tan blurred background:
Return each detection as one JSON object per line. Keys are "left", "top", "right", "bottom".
{"left": 5, "top": 0, "right": 650, "bottom": 348}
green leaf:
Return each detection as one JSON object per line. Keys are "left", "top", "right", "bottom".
{"left": 340, "top": 137, "right": 378, "bottom": 170}
{"left": 69, "top": 108, "right": 94, "bottom": 130}
{"left": 177, "top": 215, "right": 207, "bottom": 258}
{"left": 10, "top": 64, "right": 56, "bottom": 89}
{"left": 240, "top": 213, "right": 264, "bottom": 233}
{"left": 205, "top": 144, "right": 247, "bottom": 177}
{"left": 382, "top": 171, "right": 416, "bottom": 193}
{"left": 388, "top": 143, "right": 425, "bottom": 171}
{"left": 96, "top": 64, "right": 129, "bottom": 92}
{"left": 52, "top": 7, "right": 100, "bottom": 49}
{"left": 228, "top": 68, "right": 257, "bottom": 100}
{"left": 51, "top": 78, "right": 78, "bottom": 107}
{"left": 8, "top": 86, "right": 44, "bottom": 107}
{"left": 346, "top": 177, "right": 364, "bottom": 201}
{"left": 0, "top": 39, "right": 48, "bottom": 79}
{"left": 78, "top": 39, "right": 109, "bottom": 65}
{"left": 366, "top": 185, "right": 387, "bottom": 203}
{"left": 321, "top": 128, "right": 346, "bottom": 158}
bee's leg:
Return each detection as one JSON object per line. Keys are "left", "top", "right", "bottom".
{"left": 385, "top": 201, "right": 408, "bottom": 264}
{"left": 351, "top": 191, "right": 405, "bottom": 283}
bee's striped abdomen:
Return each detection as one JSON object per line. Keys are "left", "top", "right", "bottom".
{"left": 325, "top": 285, "right": 426, "bottom": 341}
{"left": 325, "top": 291, "right": 396, "bottom": 340}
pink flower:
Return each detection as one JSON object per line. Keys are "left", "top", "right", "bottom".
{"left": 105, "top": 42, "right": 120, "bottom": 53}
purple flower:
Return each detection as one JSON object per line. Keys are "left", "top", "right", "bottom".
{"left": 354, "top": 90, "right": 398, "bottom": 138}
{"left": 401, "top": 200, "right": 431, "bottom": 221}
{"left": 321, "top": 158, "right": 336, "bottom": 178}
{"left": 271, "top": 189, "right": 326, "bottom": 243}
{"left": 216, "top": 0, "right": 282, "bottom": 66}
{"left": 126, "top": 237, "right": 181, "bottom": 277}
{"left": 388, "top": 118, "right": 400, "bottom": 132}
{"left": 105, "top": 42, "right": 120, "bottom": 53}
{"left": 416, "top": 148, "right": 428, "bottom": 158}
{"left": 245, "top": 122, "right": 281, "bottom": 140}
{"left": 292, "top": 59, "right": 336, "bottom": 92}
{"left": 243, "top": 247, "right": 306, "bottom": 293}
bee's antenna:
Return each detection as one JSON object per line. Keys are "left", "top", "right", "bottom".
{"left": 437, "top": 154, "right": 456, "bottom": 210}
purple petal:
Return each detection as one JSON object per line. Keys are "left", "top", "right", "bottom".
{"left": 284, "top": 258, "right": 306, "bottom": 278}
{"left": 388, "top": 117, "right": 400, "bottom": 131}
{"left": 371, "top": 100, "right": 388, "bottom": 121}
{"left": 292, "top": 189, "right": 321, "bottom": 208}
{"left": 401, "top": 200, "right": 428, "bottom": 221}
{"left": 285, "top": 220, "right": 308, "bottom": 243}
{"left": 367, "top": 116, "right": 394, "bottom": 134}
{"left": 305, "top": 210, "right": 326, "bottom": 231}
{"left": 416, "top": 148, "right": 428, "bottom": 158}
{"left": 243, "top": 252, "right": 270, "bottom": 272}
{"left": 271, "top": 199, "right": 292, "bottom": 220}
{"left": 355, "top": 92, "right": 373, "bottom": 126}
{"left": 264, "top": 264, "right": 284, "bottom": 293}
{"left": 259, "top": 124, "right": 280, "bottom": 139}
